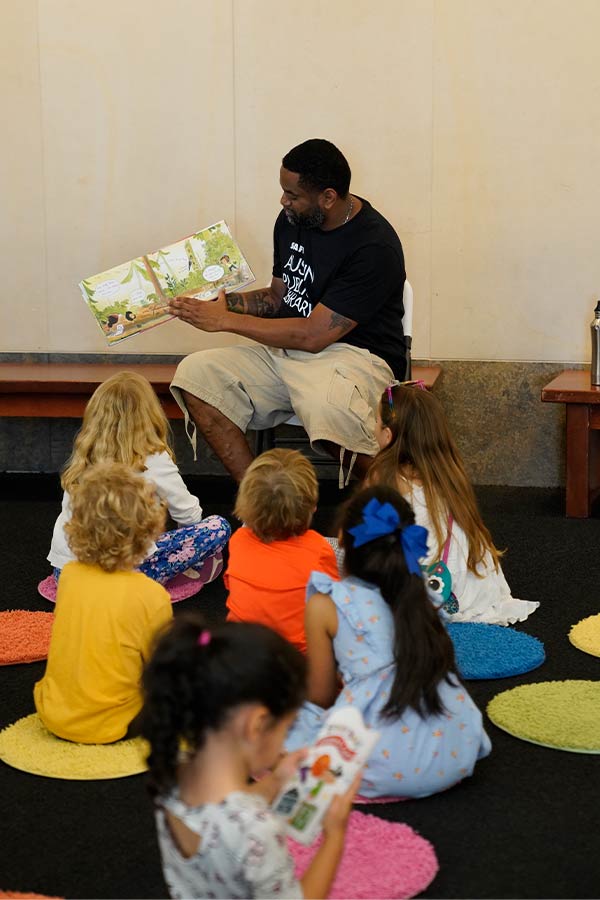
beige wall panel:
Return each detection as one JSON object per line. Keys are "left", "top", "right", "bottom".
{"left": 11, "top": 0, "right": 599, "bottom": 362}
{"left": 0, "top": 1, "right": 47, "bottom": 351}
{"left": 233, "top": 0, "right": 434, "bottom": 357}
{"left": 431, "top": 0, "right": 600, "bottom": 362}
{"left": 38, "top": 0, "right": 239, "bottom": 354}
{"left": 403, "top": 233, "right": 432, "bottom": 357}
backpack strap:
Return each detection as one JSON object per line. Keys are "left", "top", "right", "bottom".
{"left": 441, "top": 515, "right": 454, "bottom": 564}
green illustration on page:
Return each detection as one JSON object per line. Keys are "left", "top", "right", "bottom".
{"left": 78, "top": 220, "right": 255, "bottom": 346}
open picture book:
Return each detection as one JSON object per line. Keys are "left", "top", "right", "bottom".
{"left": 272, "top": 707, "right": 379, "bottom": 846}
{"left": 78, "top": 220, "right": 255, "bottom": 345}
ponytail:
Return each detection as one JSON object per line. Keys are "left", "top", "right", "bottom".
{"left": 339, "top": 485, "right": 459, "bottom": 719}
{"left": 141, "top": 614, "right": 306, "bottom": 796}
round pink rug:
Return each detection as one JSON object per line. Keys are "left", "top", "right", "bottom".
{"left": 289, "top": 809, "right": 438, "bottom": 898}
{"left": 38, "top": 572, "right": 202, "bottom": 604}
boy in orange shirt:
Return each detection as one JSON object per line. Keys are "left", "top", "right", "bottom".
{"left": 225, "top": 449, "right": 338, "bottom": 652}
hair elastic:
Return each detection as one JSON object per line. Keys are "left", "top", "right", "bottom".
{"left": 386, "top": 378, "right": 427, "bottom": 406}
{"left": 386, "top": 385, "right": 395, "bottom": 411}
{"left": 197, "top": 629, "right": 211, "bottom": 647}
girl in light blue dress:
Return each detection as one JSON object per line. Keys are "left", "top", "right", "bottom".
{"left": 286, "top": 484, "right": 492, "bottom": 799}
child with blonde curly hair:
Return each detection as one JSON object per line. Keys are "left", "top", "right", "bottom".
{"left": 48, "top": 371, "right": 230, "bottom": 590}
{"left": 35, "top": 462, "right": 173, "bottom": 744}
{"left": 224, "top": 449, "right": 338, "bottom": 653}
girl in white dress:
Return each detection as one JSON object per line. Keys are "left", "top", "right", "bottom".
{"left": 368, "top": 382, "right": 538, "bottom": 625}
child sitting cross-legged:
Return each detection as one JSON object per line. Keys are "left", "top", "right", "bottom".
{"left": 224, "top": 449, "right": 339, "bottom": 653}
{"left": 369, "top": 382, "right": 539, "bottom": 624}
{"left": 48, "top": 371, "right": 230, "bottom": 590}
{"left": 286, "top": 484, "right": 492, "bottom": 799}
{"left": 34, "top": 462, "right": 173, "bottom": 744}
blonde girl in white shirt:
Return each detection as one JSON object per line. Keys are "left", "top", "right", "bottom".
{"left": 48, "top": 372, "right": 230, "bottom": 587}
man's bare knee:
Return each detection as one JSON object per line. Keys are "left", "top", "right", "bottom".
{"left": 181, "top": 390, "right": 223, "bottom": 427}
{"left": 180, "top": 390, "right": 252, "bottom": 482}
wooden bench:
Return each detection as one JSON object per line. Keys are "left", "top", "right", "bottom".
{"left": 541, "top": 369, "right": 600, "bottom": 517}
{"left": 0, "top": 362, "right": 184, "bottom": 419}
{"left": 0, "top": 362, "right": 442, "bottom": 421}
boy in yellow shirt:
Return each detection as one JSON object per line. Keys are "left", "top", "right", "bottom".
{"left": 34, "top": 462, "right": 173, "bottom": 744}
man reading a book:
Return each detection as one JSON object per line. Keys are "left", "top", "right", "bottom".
{"left": 168, "top": 138, "right": 406, "bottom": 484}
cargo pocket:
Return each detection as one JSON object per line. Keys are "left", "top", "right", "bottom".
{"left": 327, "top": 369, "right": 372, "bottom": 431}
{"left": 326, "top": 370, "right": 375, "bottom": 486}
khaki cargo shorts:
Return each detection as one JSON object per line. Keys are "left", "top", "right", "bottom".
{"left": 170, "top": 341, "right": 393, "bottom": 465}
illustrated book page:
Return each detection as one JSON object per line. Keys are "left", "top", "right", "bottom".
{"left": 272, "top": 707, "right": 379, "bottom": 846}
{"left": 78, "top": 220, "right": 255, "bottom": 345}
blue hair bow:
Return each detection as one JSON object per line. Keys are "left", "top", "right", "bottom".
{"left": 348, "top": 498, "right": 429, "bottom": 575}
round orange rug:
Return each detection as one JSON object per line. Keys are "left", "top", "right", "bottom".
{"left": 0, "top": 892, "right": 63, "bottom": 899}
{"left": 0, "top": 611, "right": 54, "bottom": 665}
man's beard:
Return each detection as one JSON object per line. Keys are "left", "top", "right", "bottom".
{"left": 285, "top": 206, "right": 325, "bottom": 229}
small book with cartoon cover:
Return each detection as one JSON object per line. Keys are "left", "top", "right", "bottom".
{"left": 78, "top": 220, "right": 255, "bottom": 345}
{"left": 272, "top": 707, "right": 379, "bottom": 846}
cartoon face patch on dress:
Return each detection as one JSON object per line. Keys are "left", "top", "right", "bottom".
{"left": 424, "top": 560, "right": 459, "bottom": 615}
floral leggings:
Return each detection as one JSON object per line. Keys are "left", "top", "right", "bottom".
{"left": 139, "top": 515, "right": 231, "bottom": 584}
{"left": 54, "top": 515, "right": 231, "bottom": 585}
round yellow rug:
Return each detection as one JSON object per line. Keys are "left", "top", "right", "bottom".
{"left": 487, "top": 680, "right": 600, "bottom": 753}
{"left": 0, "top": 714, "right": 149, "bottom": 779}
{"left": 569, "top": 613, "right": 600, "bottom": 658}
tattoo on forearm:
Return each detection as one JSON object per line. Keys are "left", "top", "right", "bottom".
{"left": 249, "top": 291, "right": 280, "bottom": 317}
{"left": 226, "top": 293, "right": 246, "bottom": 313}
{"left": 327, "top": 311, "right": 355, "bottom": 335}
{"left": 226, "top": 289, "right": 280, "bottom": 317}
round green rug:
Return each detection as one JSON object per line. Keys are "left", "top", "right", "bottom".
{"left": 487, "top": 680, "right": 600, "bottom": 753}
{"left": 569, "top": 613, "right": 600, "bottom": 658}
{"left": 0, "top": 714, "right": 149, "bottom": 779}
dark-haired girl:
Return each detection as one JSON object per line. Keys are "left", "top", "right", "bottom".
{"left": 286, "top": 485, "right": 491, "bottom": 799}
{"left": 142, "top": 615, "right": 359, "bottom": 899}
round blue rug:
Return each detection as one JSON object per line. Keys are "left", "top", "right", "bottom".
{"left": 447, "top": 622, "right": 545, "bottom": 680}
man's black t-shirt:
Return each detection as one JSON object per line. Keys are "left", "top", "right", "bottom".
{"left": 272, "top": 198, "right": 406, "bottom": 377}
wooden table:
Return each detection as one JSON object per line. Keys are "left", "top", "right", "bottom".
{"left": 541, "top": 369, "right": 600, "bottom": 517}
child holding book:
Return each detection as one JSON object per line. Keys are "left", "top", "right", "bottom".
{"left": 47, "top": 371, "right": 230, "bottom": 588}
{"left": 142, "top": 614, "right": 359, "bottom": 900}
{"left": 368, "top": 382, "right": 539, "bottom": 624}
{"left": 286, "top": 484, "right": 491, "bottom": 799}
{"left": 34, "top": 462, "right": 173, "bottom": 744}
{"left": 224, "top": 449, "right": 338, "bottom": 653}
